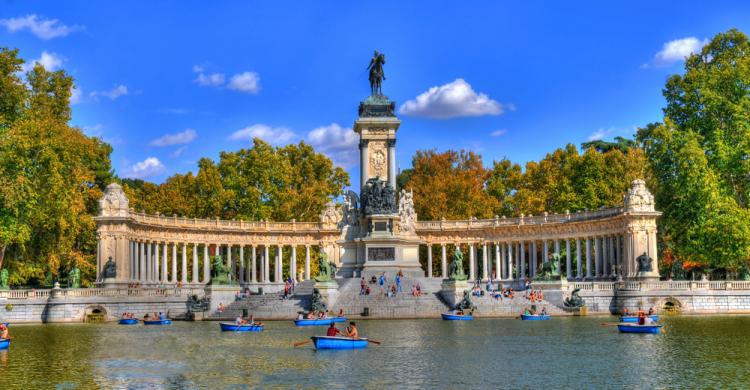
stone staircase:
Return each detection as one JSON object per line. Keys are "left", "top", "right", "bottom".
{"left": 206, "top": 281, "right": 315, "bottom": 320}
{"left": 331, "top": 276, "right": 450, "bottom": 319}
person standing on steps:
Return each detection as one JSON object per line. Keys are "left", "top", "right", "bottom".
{"left": 395, "top": 273, "right": 402, "bottom": 293}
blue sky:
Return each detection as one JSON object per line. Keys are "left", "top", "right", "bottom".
{"left": 3, "top": 1, "right": 750, "bottom": 190}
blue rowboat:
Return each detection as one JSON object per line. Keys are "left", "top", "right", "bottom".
{"left": 118, "top": 318, "right": 139, "bottom": 325}
{"left": 441, "top": 313, "right": 473, "bottom": 321}
{"left": 311, "top": 336, "right": 368, "bottom": 350}
{"left": 219, "top": 322, "right": 263, "bottom": 332}
{"left": 520, "top": 314, "right": 551, "bottom": 321}
{"left": 0, "top": 338, "right": 9, "bottom": 350}
{"left": 619, "top": 315, "right": 659, "bottom": 323}
{"left": 294, "top": 317, "right": 347, "bottom": 327}
{"left": 1, "top": 322, "right": 8, "bottom": 327}
{"left": 143, "top": 319, "right": 172, "bottom": 325}
{"left": 617, "top": 323, "right": 662, "bottom": 334}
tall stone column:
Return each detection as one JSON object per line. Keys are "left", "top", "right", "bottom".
{"left": 250, "top": 245, "right": 257, "bottom": 283}
{"left": 238, "top": 245, "right": 245, "bottom": 284}
{"left": 290, "top": 245, "right": 297, "bottom": 280}
{"left": 609, "top": 236, "right": 616, "bottom": 277}
{"left": 192, "top": 243, "right": 199, "bottom": 284}
{"left": 387, "top": 139, "right": 397, "bottom": 190}
{"left": 203, "top": 244, "right": 210, "bottom": 284}
{"left": 275, "top": 245, "right": 282, "bottom": 282}
{"left": 154, "top": 242, "right": 160, "bottom": 283}
{"left": 304, "top": 245, "right": 310, "bottom": 281}
{"left": 161, "top": 243, "right": 168, "bottom": 283}
{"left": 264, "top": 245, "right": 270, "bottom": 283}
{"left": 565, "top": 239, "right": 571, "bottom": 280}
{"left": 576, "top": 239, "right": 582, "bottom": 279}
{"left": 482, "top": 243, "right": 488, "bottom": 281}
{"left": 506, "top": 243, "right": 513, "bottom": 280}
{"left": 616, "top": 235, "right": 623, "bottom": 276}
{"left": 359, "top": 140, "right": 369, "bottom": 192}
{"left": 555, "top": 240, "right": 561, "bottom": 259}
{"left": 171, "top": 243, "right": 177, "bottom": 283}
{"left": 495, "top": 243, "right": 501, "bottom": 281}
{"left": 520, "top": 242, "right": 526, "bottom": 279}
{"left": 427, "top": 245, "right": 433, "bottom": 278}
{"left": 181, "top": 243, "right": 188, "bottom": 284}
{"left": 138, "top": 241, "right": 144, "bottom": 281}
{"left": 441, "top": 244, "right": 447, "bottom": 278}
{"left": 585, "top": 238, "right": 592, "bottom": 279}
{"left": 530, "top": 241, "right": 537, "bottom": 277}
{"left": 145, "top": 241, "right": 152, "bottom": 282}
{"left": 595, "top": 237, "right": 602, "bottom": 278}
{"left": 542, "top": 240, "right": 548, "bottom": 264}
{"left": 226, "top": 245, "right": 233, "bottom": 281}
{"left": 468, "top": 244, "right": 475, "bottom": 281}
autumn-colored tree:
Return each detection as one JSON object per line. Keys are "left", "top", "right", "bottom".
{"left": 400, "top": 149, "right": 498, "bottom": 220}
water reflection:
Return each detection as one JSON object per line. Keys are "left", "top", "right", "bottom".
{"left": 0, "top": 316, "right": 749, "bottom": 388}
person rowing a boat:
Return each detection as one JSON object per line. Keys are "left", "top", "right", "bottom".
{"left": 326, "top": 323, "right": 341, "bottom": 337}
{"left": 343, "top": 321, "right": 359, "bottom": 338}
{"left": 235, "top": 315, "right": 246, "bottom": 325}
{"left": 0, "top": 323, "right": 8, "bottom": 340}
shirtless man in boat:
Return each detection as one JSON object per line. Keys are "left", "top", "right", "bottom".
{"left": 0, "top": 324, "right": 8, "bottom": 340}
{"left": 343, "top": 321, "right": 359, "bottom": 339}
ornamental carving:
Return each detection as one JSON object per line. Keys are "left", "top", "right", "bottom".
{"left": 398, "top": 189, "right": 417, "bottom": 235}
{"left": 369, "top": 141, "right": 387, "bottom": 177}
{"left": 319, "top": 201, "right": 342, "bottom": 226}
{"left": 624, "top": 179, "right": 655, "bottom": 212}
{"left": 99, "top": 183, "right": 129, "bottom": 217}
{"left": 361, "top": 177, "right": 397, "bottom": 215}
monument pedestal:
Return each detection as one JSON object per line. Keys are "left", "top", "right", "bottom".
{"left": 439, "top": 279, "right": 470, "bottom": 309}
{"left": 314, "top": 280, "right": 340, "bottom": 308}
{"left": 204, "top": 284, "right": 241, "bottom": 313}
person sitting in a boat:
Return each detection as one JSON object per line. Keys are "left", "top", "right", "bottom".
{"left": 144, "top": 313, "right": 151, "bottom": 320}
{"left": 318, "top": 311, "right": 326, "bottom": 319}
{"left": 297, "top": 312, "right": 304, "bottom": 320}
{"left": 326, "top": 323, "right": 341, "bottom": 337}
{"left": 648, "top": 307, "right": 655, "bottom": 315}
{"left": 637, "top": 311, "right": 646, "bottom": 325}
{"left": 337, "top": 309, "right": 344, "bottom": 317}
{"left": 456, "top": 308, "right": 464, "bottom": 316}
{"left": 643, "top": 315, "right": 654, "bottom": 325}
{"left": 623, "top": 308, "right": 630, "bottom": 316}
{"left": 158, "top": 312, "right": 166, "bottom": 320}
{"left": 523, "top": 308, "right": 531, "bottom": 316}
{"left": 0, "top": 323, "right": 8, "bottom": 339}
{"left": 306, "top": 311, "right": 315, "bottom": 319}
{"left": 540, "top": 308, "right": 548, "bottom": 316}
{"left": 235, "top": 315, "right": 245, "bottom": 325}
{"left": 344, "top": 321, "right": 359, "bottom": 339}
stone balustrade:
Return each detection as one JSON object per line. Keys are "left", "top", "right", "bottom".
{"left": 0, "top": 287, "right": 205, "bottom": 300}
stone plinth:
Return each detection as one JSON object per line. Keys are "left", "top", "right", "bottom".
{"left": 314, "top": 280, "right": 340, "bottom": 308}
{"left": 204, "top": 284, "right": 241, "bottom": 313}
{"left": 439, "top": 279, "right": 470, "bottom": 309}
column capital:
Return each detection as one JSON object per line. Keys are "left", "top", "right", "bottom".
{"left": 359, "top": 139, "right": 369, "bottom": 148}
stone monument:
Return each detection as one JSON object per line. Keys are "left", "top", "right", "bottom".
{"left": 338, "top": 51, "right": 423, "bottom": 278}
{"left": 623, "top": 179, "right": 661, "bottom": 280}
{"left": 440, "top": 247, "right": 471, "bottom": 308}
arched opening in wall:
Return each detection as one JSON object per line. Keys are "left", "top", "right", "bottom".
{"left": 85, "top": 305, "right": 108, "bottom": 323}
{"left": 661, "top": 297, "right": 682, "bottom": 314}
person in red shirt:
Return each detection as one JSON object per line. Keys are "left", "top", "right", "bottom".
{"left": 326, "top": 323, "right": 341, "bottom": 337}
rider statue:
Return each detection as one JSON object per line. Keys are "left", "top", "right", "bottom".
{"left": 367, "top": 50, "right": 386, "bottom": 96}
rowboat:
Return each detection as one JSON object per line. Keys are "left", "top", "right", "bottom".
{"left": 219, "top": 322, "right": 263, "bottom": 332}
{"left": 617, "top": 323, "right": 662, "bottom": 334}
{"left": 520, "top": 314, "right": 551, "bottom": 321}
{"left": 118, "top": 318, "right": 139, "bottom": 325}
{"left": 0, "top": 338, "right": 9, "bottom": 350}
{"left": 619, "top": 315, "right": 659, "bottom": 323}
{"left": 1, "top": 322, "right": 8, "bottom": 327}
{"left": 441, "top": 313, "right": 473, "bottom": 321}
{"left": 294, "top": 317, "right": 347, "bottom": 327}
{"left": 311, "top": 336, "right": 368, "bottom": 350}
{"left": 143, "top": 319, "right": 172, "bottom": 325}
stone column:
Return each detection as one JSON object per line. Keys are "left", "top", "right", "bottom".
{"left": 586, "top": 238, "right": 592, "bottom": 279}
{"left": 594, "top": 237, "right": 601, "bottom": 278}
{"left": 226, "top": 244, "right": 233, "bottom": 281}
{"left": 506, "top": 242, "right": 513, "bottom": 280}
{"left": 154, "top": 242, "right": 160, "bottom": 283}
{"left": 304, "top": 245, "right": 310, "bottom": 280}
{"left": 138, "top": 241, "right": 145, "bottom": 281}
{"left": 565, "top": 239, "right": 571, "bottom": 280}
{"left": 520, "top": 242, "right": 526, "bottom": 279}
{"left": 482, "top": 243, "right": 489, "bottom": 281}
{"left": 555, "top": 240, "right": 561, "bottom": 259}
{"left": 427, "top": 245, "right": 433, "bottom": 278}
{"left": 171, "top": 243, "right": 177, "bottom": 283}
{"left": 609, "top": 236, "right": 616, "bottom": 277}
{"left": 441, "top": 244, "right": 447, "bottom": 278}
{"left": 203, "top": 244, "right": 210, "bottom": 284}
{"left": 145, "top": 241, "right": 151, "bottom": 282}
{"left": 250, "top": 245, "right": 257, "bottom": 283}
{"left": 387, "top": 139, "right": 396, "bottom": 190}
{"left": 576, "top": 238, "right": 582, "bottom": 279}
{"left": 192, "top": 243, "right": 199, "bottom": 284}
{"left": 359, "top": 140, "right": 369, "bottom": 192}
{"left": 530, "top": 241, "right": 537, "bottom": 277}
{"left": 617, "top": 235, "right": 623, "bottom": 276}
{"left": 542, "top": 240, "right": 548, "bottom": 264}
{"left": 290, "top": 245, "right": 297, "bottom": 280}
{"left": 160, "top": 243, "right": 167, "bottom": 283}
{"left": 238, "top": 245, "right": 245, "bottom": 284}
{"left": 263, "top": 245, "right": 270, "bottom": 283}
{"left": 495, "top": 243, "right": 501, "bottom": 281}
{"left": 181, "top": 243, "right": 188, "bottom": 284}
{"left": 275, "top": 245, "right": 282, "bottom": 282}
{"left": 468, "top": 244, "right": 475, "bottom": 281}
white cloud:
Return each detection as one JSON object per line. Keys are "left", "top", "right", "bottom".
{"left": 90, "top": 85, "right": 128, "bottom": 100}
{"left": 399, "top": 79, "right": 503, "bottom": 119}
{"left": 228, "top": 71, "right": 261, "bottom": 94}
{"left": 644, "top": 37, "right": 708, "bottom": 68}
{"left": 170, "top": 146, "right": 187, "bottom": 158}
{"left": 587, "top": 127, "right": 619, "bottom": 141}
{"left": 82, "top": 123, "right": 104, "bottom": 137}
{"left": 22, "top": 51, "right": 64, "bottom": 72}
{"left": 149, "top": 129, "right": 197, "bottom": 147}
{"left": 229, "top": 124, "right": 295, "bottom": 145}
{"left": 307, "top": 123, "right": 359, "bottom": 167}
{"left": 0, "top": 14, "right": 82, "bottom": 40}
{"left": 70, "top": 85, "right": 82, "bottom": 104}
{"left": 490, "top": 129, "right": 508, "bottom": 137}
{"left": 122, "top": 157, "right": 165, "bottom": 179}
{"left": 195, "top": 72, "right": 225, "bottom": 87}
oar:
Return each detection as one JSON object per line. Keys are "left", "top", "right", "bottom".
{"left": 294, "top": 340, "right": 311, "bottom": 347}
{"left": 366, "top": 339, "right": 381, "bottom": 345}
{"left": 600, "top": 322, "right": 620, "bottom": 326}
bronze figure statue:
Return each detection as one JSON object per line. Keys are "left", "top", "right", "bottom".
{"left": 367, "top": 50, "right": 386, "bottom": 96}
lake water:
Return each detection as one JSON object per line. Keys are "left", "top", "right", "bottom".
{"left": 1, "top": 315, "right": 749, "bottom": 389}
